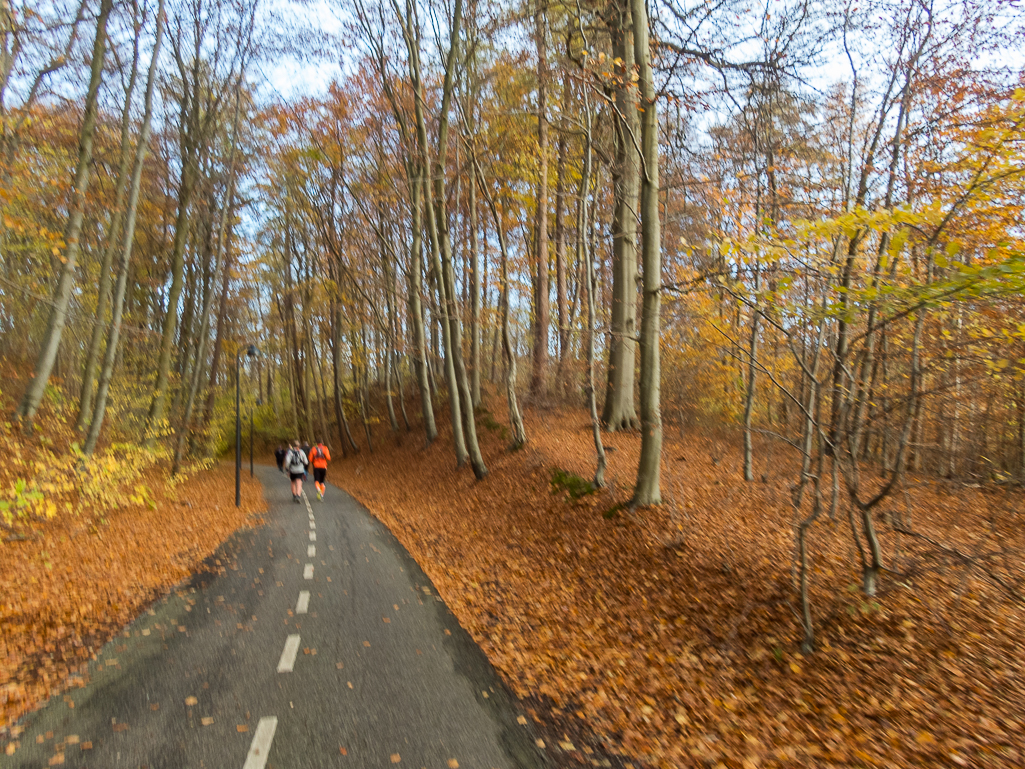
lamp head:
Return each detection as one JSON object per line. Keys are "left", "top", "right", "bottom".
{"left": 246, "top": 344, "right": 258, "bottom": 358}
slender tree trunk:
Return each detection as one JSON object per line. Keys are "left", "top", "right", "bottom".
{"left": 357, "top": 325, "right": 373, "bottom": 452}
{"left": 554, "top": 76, "right": 571, "bottom": 390}
{"left": 384, "top": 329, "right": 398, "bottom": 432}
{"left": 331, "top": 302, "right": 359, "bottom": 454}
{"left": 310, "top": 325, "right": 330, "bottom": 442}
{"left": 395, "top": 350, "right": 411, "bottom": 430}
{"left": 743, "top": 266, "right": 761, "bottom": 481}
{"left": 602, "top": 0, "right": 639, "bottom": 431}
{"left": 530, "top": 4, "right": 550, "bottom": 400}
{"left": 631, "top": 0, "right": 662, "bottom": 506}
{"left": 142, "top": 147, "right": 200, "bottom": 446}
{"left": 473, "top": 157, "right": 525, "bottom": 448}
{"left": 76, "top": 23, "right": 141, "bottom": 430}
{"left": 173, "top": 153, "right": 239, "bottom": 473}
{"left": 415, "top": 85, "right": 467, "bottom": 464}
{"left": 407, "top": 171, "right": 437, "bottom": 442}
{"left": 84, "top": 0, "right": 163, "bottom": 455}
{"left": 17, "top": 0, "right": 113, "bottom": 430}
{"left": 469, "top": 155, "right": 481, "bottom": 407}
{"left": 201, "top": 239, "right": 233, "bottom": 440}
{"left": 575, "top": 53, "right": 605, "bottom": 487}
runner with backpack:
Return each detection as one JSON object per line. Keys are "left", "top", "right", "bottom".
{"left": 285, "top": 440, "right": 309, "bottom": 502}
{"left": 308, "top": 440, "right": 331, "bottom": 500}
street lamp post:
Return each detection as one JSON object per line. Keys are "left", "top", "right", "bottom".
{"left": 236, "top": 344, "right": 258, "bottom": 507}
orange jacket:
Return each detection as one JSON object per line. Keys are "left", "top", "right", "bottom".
{"left": 308, "top": 444, "right": 331, "bottom": 468}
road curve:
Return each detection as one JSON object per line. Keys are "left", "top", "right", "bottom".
{"left": 6, "top": 465, "right": 546, "bottom": 769}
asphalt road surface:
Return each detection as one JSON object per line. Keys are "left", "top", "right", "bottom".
{"left": 7, "top": 465, "right": 546, "bottom": 769}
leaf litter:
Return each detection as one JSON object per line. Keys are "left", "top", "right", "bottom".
{"left": 1, "top": 461, "right": 265, "bottom": 735}
{"left": 334, "top": 402, "right": 1025, "bottom": 769}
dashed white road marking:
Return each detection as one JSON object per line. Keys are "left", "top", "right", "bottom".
{"left": 242, "top": 716, "right": 278, "bottom": 769}
{"left": 296, "top": 591, "right": 310, "bottom": 615}
{"left": 303, "top": 563, "right": 314, "bottom": 580}
{"left": 277, "top": 635, "right": 301, "bottom": 673}
{"left": 310, "top": 521, "right": 316, "bottom": 530}
{"left": 308, "top": 544, "right": 316, "bottom": 557}
{"left": 309, "top": 531, "right": 316, "bottom": 542}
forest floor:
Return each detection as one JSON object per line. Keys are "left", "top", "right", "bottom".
{"left": 2, "top": 393, "right": 1024, "bottom": 768}
{"left": 334, "top": 396, "right": 1025, "bottom": 769}
{"left": 0, "top": 455, "right": 267, "bottom": 735}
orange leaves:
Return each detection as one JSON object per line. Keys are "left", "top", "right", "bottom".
{"left": 332, "top": 398, "right": 1025, "bottom": 769}
{"left": 0, "top": 461, "right": 266, "bottom": 730}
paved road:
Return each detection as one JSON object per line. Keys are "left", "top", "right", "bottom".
{"left": 7, "top": 466, "right": 546, "bottom": 769}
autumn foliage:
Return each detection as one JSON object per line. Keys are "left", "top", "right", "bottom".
{"left": 337, "top": 396, "right": 1025, "bottom": 768}
{"left": 0, "top": 379, "right": 266, "bottom": 731}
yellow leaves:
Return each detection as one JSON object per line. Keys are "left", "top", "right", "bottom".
{"left": 185, "top": 696, "right": 198, "bottom": 706}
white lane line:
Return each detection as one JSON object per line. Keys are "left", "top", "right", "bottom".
{"left": 303, "top": 563, "right": 314, "bottom": 580}
{"left": 277, "top": 635, "right": 301, "bottom": 673}
{"left": 308, "top": 544, "right": 316, "bottom": 557}
{"left": 309, "top": 531, "right": 316, "bottom": 542}
{"left": 296, "top": 591, "right": 310, "bottom": 615}
{"left": 242, "top": 716, "right": 278, "bottom": 769}
{"left": 309, "top": 521, "right": 316, "bottom": 530}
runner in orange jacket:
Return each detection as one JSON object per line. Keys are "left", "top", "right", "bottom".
{"left": 308, "top": 440, "right": 331, "bottom": 500}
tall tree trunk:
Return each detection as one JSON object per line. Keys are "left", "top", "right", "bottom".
{"left": 381, "top": 224, "right": 400, "bottom": 433}
{"left": 200, "top": 239, "right": 233, "bottom": 440}
{"left": 530, "top": 4, "right": 550, "bottom": 400}
{"left": 76, "top": 22, "right": 141, "bottom": 430}
{"left": 308, "top": 324, "right": 330, "bottom": 442}
{"left": 174, "top": 112, "right": 240, "bottom": 470}
{"left": 384, "top": 328, "right": 398, "bottom": 432}
{"left": 142, "top": 139, "right": 200, "bottom": 446}
{"left": 84, "top": 0, "right": 164, "bottom": 455}
{"left": 407, "top": 171, "right": 437, "bottom": 442}
{"left": 357, "top": 325, "right": 373, "bottom": 452}
{"left": 601, "top": 0, "right": 639, "bottom": 431}
{"left": 743, "top": 265, "right": 761, "bottom": 481}
{"left": 395, "top": 350, "right": 411, "bottom": 430}
{"left": 554, "top": 74, "right": 571, "bottom": 390}
{"left": 469, "top": 154, "right": 482, "bottom": 407}
{"left": 575, "top": 49, "right": 605, "bottom": 487}
{"left": 330, "top": 301, "right": 358, "bottom": 455}
{"left": 17, "top": 0, "right": 113, "bottom": 430}
{"left": 473, "top": 157, "right": 525, "bottom": 448}
{"left": 631, "top": 0, "right": 662, "bottom": 506}
{"left": 407, "top": 0, "right": 468, "bottom": 466}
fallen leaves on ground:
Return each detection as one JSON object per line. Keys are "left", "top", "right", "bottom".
{"left": 0, "top": 461, "right": 265, "bottom": 731}
{"left": 336, "top": 399, "right": 1025, "bottom": 769}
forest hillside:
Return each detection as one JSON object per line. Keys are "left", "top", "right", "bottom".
{"left": 2, "top": 0, "right": 1025, "bottom": 765}
{"left": 334, "top": 395, "right": 1024, "bottom": 769}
